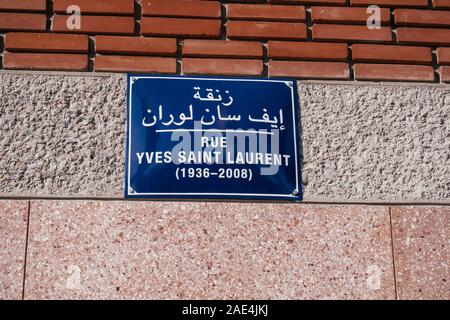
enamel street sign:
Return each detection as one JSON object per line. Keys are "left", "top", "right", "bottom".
{"left": 125, "top": 75, "right": 301, "bottom": 200}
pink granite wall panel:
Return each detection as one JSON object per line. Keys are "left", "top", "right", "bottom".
{"left": 24, "top": 201, "right": 395, "bottom": 299}
{"left": 391, "top": 206, "right": 450, "bottom": 300}
{"left": 0, "top": 201, "right": 28, "bottom": 300}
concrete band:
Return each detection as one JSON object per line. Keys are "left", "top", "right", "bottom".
{"left": 1, "top": 72, "right": 449, "bottom": 202}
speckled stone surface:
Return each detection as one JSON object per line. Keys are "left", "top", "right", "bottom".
{"left": 1, "top": 73, "right": 449, "bottom": 202}
{"left": 391, "top": 206, "right": 450, "bottom": 300}
{"left": 0, "top": 200, "right": 28, "bottom": 300}
{"left": 300, "top": 83, "right": 450, "bottom": 202}
{"left": 25, "top": 201, "right": 395, "bottom": 299}
{"left": 0, "top": 73, "right": 126, "bottom": 197}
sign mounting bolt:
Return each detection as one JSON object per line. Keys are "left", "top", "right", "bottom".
{"left": 285, "top": 81, "right": 294, "bottom": 88}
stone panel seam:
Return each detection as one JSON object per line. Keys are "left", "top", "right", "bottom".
{"left": 389, "top": 207, "right": 399, "bottom": 300}
{"left": 21, "top": 200, "right": 31, "bottom": 300}
{"left": 1, "top": 197, "right": 449, "bottom": 207}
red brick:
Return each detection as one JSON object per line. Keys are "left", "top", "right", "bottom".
{"left": 433, "top": 0, "right": 450, "bottom": 9}
{"left": 182, "top": 40, "right": 263, "bottom": 58}
{"left": 0, "top": 13, "right": 46, "bottom": 32}
{"left": 350, "top": 0, "right": 428, "bottom": 7}
{"left": 395, "top": 9, "right": 450, "bottom": 27}
{"left": 313, "top": 24, "right": 392, "bottom": 43}
{"left": 141, "top": 17, "right": 221, "bottom": 38}
{"left": 437, "top": 48, "right": 450, "bottom": 65}
{"left": 396, "top": 28, "right": 450, "bottom": 46}
{"left": 354, "top": 63, "right": 435, "bottom": 82}
{"left": 227, "top": 21, "right": 307, "bottom": 40}
{"left": 53, "top": 0, "right": 134, "bottom": 15}
{"left": 142, "top": 0, "right": 220, "bottom": 18}
{"left": 5, "top": 33, "right": 88, "bottom": 53}
{"left": 440, "top": 66, "right": 450, "bottom": 82}
{"left": 182, "top": 58, "right": 263, "bottom": 76}
{"left": 96, "top": 36, "right": 177, "bottom": 56}
{"left": 3, "top": 52, "right": 88, "bottom": 71}
{"left": 95, "top": 55, "right": 177, "bottom": 73}
{"left": 312, "top": 7, "right": 390, "bottom": 24}
{"left": 352, "top": 44, "right": 432, "bottom": 64}
{"left": 270, "top": 0, "right": 345, "bottom": 4}
{"left": 227, "top": 4, "right": 306, "bottom": 22}
{"left": 268, "top": 41, "right": 348, "bottom": 61}
{"left": 52, "top": 15, "right": 135, "bottom": 35}
{"left": 0, "top": 0, "right": 46, "bottom": 11}
{"left": 269, "top": 60, "right": 350, "bottom": 79}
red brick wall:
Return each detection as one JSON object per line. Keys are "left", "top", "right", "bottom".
{"left": 1, "top": 0, "right": 450, "bottom": 82}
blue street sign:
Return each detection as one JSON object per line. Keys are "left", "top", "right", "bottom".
{"left": 125, "top": 75, "right": 302, "bottom": 201}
